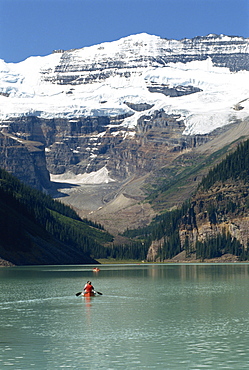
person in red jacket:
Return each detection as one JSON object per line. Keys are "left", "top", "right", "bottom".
{"left": 84, "top": 281, "right": 94, "bottom": 296}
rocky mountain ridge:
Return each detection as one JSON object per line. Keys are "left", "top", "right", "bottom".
{"left": 0, "top": 33, "right": 249, "bottom": 236}
{"left": 1, "top": 33, "right": 248, "bottom": 126}
{"left": 44, "top": 33, "right": 249, "bottom": 93}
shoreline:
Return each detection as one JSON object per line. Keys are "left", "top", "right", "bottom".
{"left": 1, "top": 254, "right": 247, "bottom": 267}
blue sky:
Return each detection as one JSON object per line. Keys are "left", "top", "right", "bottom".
{"left": 0, "top": 0, "right": 248, "bottom": 63}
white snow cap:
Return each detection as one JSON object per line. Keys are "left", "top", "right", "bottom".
{"left": 0, "top": 33, "right": 248, "bottom": 135}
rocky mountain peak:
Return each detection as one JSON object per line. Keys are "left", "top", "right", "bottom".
{"left": 0, "top": 34, "right": 249, "bottom": 232}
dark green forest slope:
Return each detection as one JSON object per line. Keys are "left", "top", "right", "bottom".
{"left": 0, "top": 168, "right": 113, "bottom": 265}
{"left": 124, "top": 139, "right": 249, "bottom": 261}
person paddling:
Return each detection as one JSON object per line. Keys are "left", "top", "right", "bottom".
{"left": 75, "top": 283, "right": 102, "bottom": 297}
{"left": 84, "top": 281, "right": 94, "bottom": 296}
{"left": 83, "top": 280, "right": 90, "bottom": 291}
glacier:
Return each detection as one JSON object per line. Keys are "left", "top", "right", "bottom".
{"left": 0, "top": 33, "right": 248, "bottom": 135}
{"left": 50, "top": 166, "right": 115, "bottom": 185}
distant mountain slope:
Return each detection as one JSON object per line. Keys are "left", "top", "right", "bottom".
{"left": 145, "top": 118, "right": 249, "bottom": 211}
{"left": 0, "top": 168, "right": 113, "bottom": 265}
{"left": 125, "top": 137, "right": 249, "bottom": 261}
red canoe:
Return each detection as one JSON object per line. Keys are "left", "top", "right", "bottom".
{"left": 83, "top": 292, "right": 96, "bottom": 297}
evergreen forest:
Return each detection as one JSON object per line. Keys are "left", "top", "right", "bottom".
{"left": 0, "top": 168, "right": 113, "bottom": 264}
{"left": 199, "top": 140, "right": 249, "bottom": 190}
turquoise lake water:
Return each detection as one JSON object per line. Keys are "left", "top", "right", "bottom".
{"left": 0, "top": 263, "right": 249, "bottom": 369}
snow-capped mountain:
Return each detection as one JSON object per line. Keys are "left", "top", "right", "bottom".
{"left": 0, "top": 33, "right": 249, "bottom": 199}
{"left": 0, "top": 33, "right": 248, "bottom": 135}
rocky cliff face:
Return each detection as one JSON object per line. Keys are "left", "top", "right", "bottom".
{"left": 0, "top": 110, "right": 212, "bottom": 189}
{"left": 145, "top": 176, "right": 249, "bottom": 262}
{"left": 0, "top": 121, "right": 50, "bottom": 190}
{"left": 179, "top": 180, "right": 249, "bottom": 250}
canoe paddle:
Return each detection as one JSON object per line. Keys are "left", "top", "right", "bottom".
{"left": 75, "top": 291, "right": 103, "bottom": 296}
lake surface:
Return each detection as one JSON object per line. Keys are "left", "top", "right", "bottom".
{"left": 0, "top": 263, "right": 249, "bottom": 369}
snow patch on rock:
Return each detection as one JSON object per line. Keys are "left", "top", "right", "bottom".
{"left": 50, "top": 166, "right": 115, "bottom": 185}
